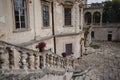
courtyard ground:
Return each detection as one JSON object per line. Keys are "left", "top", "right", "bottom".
{"left": 76, "top": 41, "right": 120, "bottom": 80}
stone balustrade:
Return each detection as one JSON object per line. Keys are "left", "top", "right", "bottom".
{"left": 102, "top": 23, "right": 120, "bottom": 27}
{"left": 84, "top": 3, "right": 103, "bottom": 9}
{"left": 0, "top": 41, "right": 74, "bottom": 74}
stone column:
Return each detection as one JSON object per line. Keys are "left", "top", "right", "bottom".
{"left": 91, "top": 13, "right": 93, "bottom": 26}
{"left": 80, "top": 7, "right": 84, "bottom": 31}
{"left": 100, "top": 12, "right": 103, "bottom": 27}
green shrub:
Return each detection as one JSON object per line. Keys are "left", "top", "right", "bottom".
{"left": 89, "top": 43, "right": 100, "bottom": 49}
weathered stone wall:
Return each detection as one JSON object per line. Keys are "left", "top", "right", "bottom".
{"left": 0, "top": 0, "right": 53, "bottom": 44}
{"left": 56, "top": 35, "right": 81, "bottom": 58}
{"left": 92, "top": 26, "right": 120, "bottom": 41}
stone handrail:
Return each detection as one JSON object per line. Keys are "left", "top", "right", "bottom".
{"left": 0, "top": 41, "right": 74, "bottom": 72}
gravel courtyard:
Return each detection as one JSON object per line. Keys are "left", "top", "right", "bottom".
{"left": 77, "top": 42, "right": 120, "bottom": 80}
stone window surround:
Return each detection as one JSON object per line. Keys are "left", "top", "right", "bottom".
{"left": 41, "top": 1, "right": 51, "bottom": 29}
{"left": 12, "top": 0, "right": 30, "bottom": 33}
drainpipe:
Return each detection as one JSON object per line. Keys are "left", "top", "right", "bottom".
{"left": 51, "top": 2, "right": 56, "bottom": 53}
{"left": 33, "top": 0, "right": 36, "bottom": 40}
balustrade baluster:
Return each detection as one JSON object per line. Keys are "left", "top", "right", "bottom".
{"left": 61, "top": 59, "right": 64, "bottom": 68}
{"left": 51, "top": 55, "right": 54, "bottom": 67}
{"left": 57, "top": 57, "right": 60, "bottom": 68}
{"left": 7, "top": 47, "right": 15, "bottom": 69}
{"left": 39, "top": 55, "right": 44, "bottom": 69}
{"left": 53, "top": 56, "right": 55, "bottom": 67}
{"left": 71, "top": 60, "right": 74, "bottom": 68}
{"left": 49, "top": 55, "right": 52, "bottom": 67}
{"left": 45, "top": 54, "right": 49, "bottom": 66}
{"left": 60, "top": 58, "right": 62, "bottom": 68}
{"left": 0, "top": 48, "right": 9, "bottom": 69}
{"left": 14, "top": 49, "right": 21, "bottom": 69}
{"left": 34, "top": 54, "right": 39, "bottom": 69}
{"left": 69, "top": 59, "right": 71, "bottom": 68}
{"left": 63, "top": 59, "right": 65, "bottom": 68}
{"left": 55, "top": 57, "right": 58, "bottom": 68}
{"left": 20, "top": 52, "right": 28, "bottom": 69}
{"left": 65, "top": 59, "right": 69, "bottom": 68}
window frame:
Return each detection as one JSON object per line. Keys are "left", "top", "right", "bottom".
{"left": 63, "top": 6, "right": 72, "bottom": 27}
{"left": 65, "top": 43, "right": 73, "bottom": 55}
{"left": 41, "top": 2, "right": 50, "bottom": 28}
{"left": 12, "top": 0, "right": 30, "bottom": 32}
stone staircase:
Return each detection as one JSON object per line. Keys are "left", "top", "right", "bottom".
{"left": 0, "top": 41, "right": 74, "bottom": 80}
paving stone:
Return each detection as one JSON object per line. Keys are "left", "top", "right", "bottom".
{"left": 77, "top": 42, "right": 120, "bottom": 80}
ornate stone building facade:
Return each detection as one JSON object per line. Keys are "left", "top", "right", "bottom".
{"left": 0, "top": 0, "right": 86, "bottom": 80}
{"left": 0, "top": 0, "right": 86, "bottom": 58}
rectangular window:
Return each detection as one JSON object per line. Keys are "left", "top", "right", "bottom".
{"left": 42, "top": 4, "right": 49, "bottom": 27}
{"left": 64, "top": 8, "right": 71, "bottom": 26}
{"left": 14, "top": 0, "right": 28, "bottom": 29}
{"left": 66, "top": 43, "right": 72, "bottom": 55}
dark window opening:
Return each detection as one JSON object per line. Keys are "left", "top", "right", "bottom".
{"left": 66, "top": 43, "right": 72, "bottom": 55}
{"left": 42, "top": 4, "right": 49, "bottom": 27}
{"left": 64, "top": 8, "right": 71, "bottom": 26}
{"left": 14, "top": 0, "right": 27, "bottom": 29}
{"left": 84, "top": 12, "right": 91, "bottom": 25}
{"left": 91, "top": 31, "right": 95, "bottom": 38}
{"left": 108, "top": 34, "right": 112, "bottom": 41}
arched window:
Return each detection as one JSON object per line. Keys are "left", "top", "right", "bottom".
{"left": 84, "top": 12, "right": 92, "bottom": 25}
{"left": 93, "top": 12, "right": 101, "bottom": 24}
